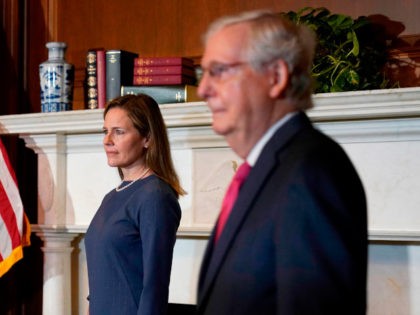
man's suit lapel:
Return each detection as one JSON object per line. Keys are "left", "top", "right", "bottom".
{"left": 198, "top": 112, "right": 312, "bottom": 307}
{"left": 197, "top": 155, "right": 274, "bottom": 307}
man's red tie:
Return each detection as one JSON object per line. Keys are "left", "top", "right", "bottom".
{"left": 215, "top": 162, "right": 251, "bottom": 242}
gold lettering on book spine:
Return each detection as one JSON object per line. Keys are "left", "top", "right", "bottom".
{"left": 135, "top": 77, "right": 153, "bottom": 84}
{"left": 134, "top": 68, "right": 153, "bottom": 75}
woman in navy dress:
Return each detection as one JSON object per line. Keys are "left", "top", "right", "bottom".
{"left": 85, "top": 94, "right": 185, "bottom": 315}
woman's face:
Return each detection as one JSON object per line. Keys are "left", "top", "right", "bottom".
{"left": 102, "top": 107, "right": 149, "bottom": 177}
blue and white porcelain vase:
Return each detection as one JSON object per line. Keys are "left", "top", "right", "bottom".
{"left": 39, "top": 42, "right": 74, "bottom": 112}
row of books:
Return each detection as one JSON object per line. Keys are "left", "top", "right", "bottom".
{"left": 85, "top": 49, "right": 200, "bottom": 109}
{"left": 132, "top": 56, "right": 197, "bottom": 86}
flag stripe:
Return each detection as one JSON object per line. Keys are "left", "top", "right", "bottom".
{"left": 0, "top": 182, "right": 20, "bottom": 250}
{"left": 0, "top": 139, "right": 31, "bottom": 277}
{"left": 0, "top": 149, "right": 24, "bottom": 245}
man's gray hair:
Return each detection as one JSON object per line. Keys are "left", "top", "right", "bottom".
{"left": 203, "top": 10, "right": 316, "bottom": 110}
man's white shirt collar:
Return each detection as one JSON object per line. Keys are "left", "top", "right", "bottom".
{"left": 246, "top": 112, "right": 297, "bottom": 167}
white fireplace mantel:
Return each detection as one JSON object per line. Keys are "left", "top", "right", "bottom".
{"left": 2, "top": 87, "right": 420, "bottom": 314}
{"left": 1, "top": 87, "right": 420, "bottom": 240}
{"left": 2, "top": 87, "right": 420, "bottom": 133}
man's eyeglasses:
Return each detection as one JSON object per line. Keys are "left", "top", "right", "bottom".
{"left": 201, "top": 61, "right": 250, "bottom": 81}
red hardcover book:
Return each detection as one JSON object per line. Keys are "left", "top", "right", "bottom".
{"left": 134, "top": 57, "right": 194, "bottom": 67}
{"left": 133, "top": 65, "right": 196, "bottom": 78}
{"left": 133, "top": 74, "right": 197, "bottom": 86}
{"left": 96, "top": 49, "right": 106, "bottom": 109}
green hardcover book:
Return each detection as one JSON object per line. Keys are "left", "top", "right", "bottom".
{"left": 106, "top": 50, "right": 138, "bottom": 102}
{"left": 120, "top": 85, "right": 201, "bottom": 104}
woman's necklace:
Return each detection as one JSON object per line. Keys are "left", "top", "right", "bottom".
{"left": 115, "top": 167, "right": 150, "bottom": 192}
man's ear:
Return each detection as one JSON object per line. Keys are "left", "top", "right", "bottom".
{"left": 269, "top": 59, "right": 288, "bottom": 98}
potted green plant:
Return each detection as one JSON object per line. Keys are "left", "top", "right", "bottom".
{"left": 282, "top": 7, "right": 395, "bottom": 93}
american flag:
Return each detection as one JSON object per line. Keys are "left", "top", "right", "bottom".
{"left": 0, "top": 138, "right": 31, "bottom": 277}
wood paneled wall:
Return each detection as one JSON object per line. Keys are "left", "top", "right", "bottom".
{"left": 0, "top": 1, "right": 419, "bottom": 314}
{"left": 1, "top": 0, "right": 21, "bottom": 115}
{"left": 22, "top": 0, "right": 420, "bottom": 111}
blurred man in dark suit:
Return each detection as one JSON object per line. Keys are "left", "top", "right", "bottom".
{"left": 196, "top": 9, "right": 368, "bottom": 315}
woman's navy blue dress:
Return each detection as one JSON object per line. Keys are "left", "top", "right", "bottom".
{"left": 85, "top": 175, "right": 181, "bottom": 315}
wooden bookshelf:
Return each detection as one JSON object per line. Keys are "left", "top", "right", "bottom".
{"left": 3, "top": 0, "right": 420, "bottom": 113}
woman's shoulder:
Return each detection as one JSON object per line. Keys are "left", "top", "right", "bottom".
{"left": 132, "top": 174, "right": 177, "bottom": 200}
{"left": 129, "top": 175, "right": 181, "bottom": 220}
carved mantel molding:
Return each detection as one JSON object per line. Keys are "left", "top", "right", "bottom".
{"left": 2, "top": 87, "right": 420, "bottom": 313}
{"left": 1, "top": 87, "right": 420, "bottom": 241}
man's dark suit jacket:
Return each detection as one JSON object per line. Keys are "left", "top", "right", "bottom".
{"left": 197, "top": 112, "right": 367, "bottom": 315}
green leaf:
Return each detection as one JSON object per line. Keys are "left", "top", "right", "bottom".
{"left": 281, "top": 7, "right": 392, "bottom": 92}
{"left": 349, "top": 30, "right": 360, "bottom": 56}
{"left": 346, "top": 70, "right": 360, "bottom": 86}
